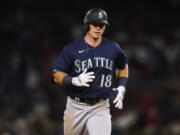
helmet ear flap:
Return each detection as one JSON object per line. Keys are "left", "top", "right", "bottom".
{"left": 82, "top": 23, "right": 90, "bottom": 35}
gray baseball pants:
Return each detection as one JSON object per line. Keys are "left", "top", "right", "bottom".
{"left": 63, "top": 96, "right": 112, "bottom": 135}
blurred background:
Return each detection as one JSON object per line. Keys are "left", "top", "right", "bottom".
{"left": 1, "top": 0, "right": 180, "bottom": 135}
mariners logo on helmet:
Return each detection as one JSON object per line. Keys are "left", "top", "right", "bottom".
{"left": 98, "top": 12, "right": 103, "bottom": 18}
{"left": 84, "top": 8, "right": 109, "bottom": 25}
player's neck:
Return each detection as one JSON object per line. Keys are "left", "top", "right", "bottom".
{"left": 84, "top": 34, "right": 102, "bottom": 47}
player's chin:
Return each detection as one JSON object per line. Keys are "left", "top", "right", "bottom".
{"left": 93, "top": 33, "right": 101, "bottom": 38}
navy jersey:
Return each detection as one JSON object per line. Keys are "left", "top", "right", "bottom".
{"left": 53, "top": 37, "right": 127, "bottom": 98}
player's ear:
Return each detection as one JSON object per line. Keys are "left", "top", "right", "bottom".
{"left": 82, "top": 23, "right": 90, "bottom": 35}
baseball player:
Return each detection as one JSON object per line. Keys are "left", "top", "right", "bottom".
{"left": 52, "top": 8, "right": 128, "bottom": 135}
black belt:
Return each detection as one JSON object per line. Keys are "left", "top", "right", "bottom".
{"left": 70, "top": 96, "right": 106, "bottom": 105}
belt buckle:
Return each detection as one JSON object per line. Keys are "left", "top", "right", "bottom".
{"left": 74, "top": 97, "right": 80, "bottom": 102}
{"left": 88, "top": 99, "right": 97, "bottom": 105}
{"left": 99, "top": 99, "right": 104, "bottom": 102}
{"left": 84, "top": 99, "right": 89, "bottom": 104}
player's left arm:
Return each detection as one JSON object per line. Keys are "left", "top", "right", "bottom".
{"left": 116, "top": 64, "right": 128, "bottom": 79}
{"left": 116, "top": 63, "right": 128, "bottom": 87}
{"left": 113, "top": 64, "right": 129, "bottom": 109}
{"left": 113, "top": 43, "right": 129, "bottom": 109}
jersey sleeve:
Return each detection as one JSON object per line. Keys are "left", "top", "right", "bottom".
{"left": 115, "top": 43, "right": 128, "bottom": 69}
{"left": 52, "top": 45, "right": 73, "bottom": 74}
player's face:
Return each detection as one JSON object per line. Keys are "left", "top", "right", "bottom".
{"left": 88, "top": 23, "right": 106, "bottom": 39}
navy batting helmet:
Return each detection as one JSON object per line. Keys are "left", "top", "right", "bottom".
{"left": 84, "top": 8, "right": 109, "bottom": 25}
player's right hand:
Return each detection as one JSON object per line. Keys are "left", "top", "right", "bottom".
{"left": 72, "top": 69, "right": 95, "bottom": 87}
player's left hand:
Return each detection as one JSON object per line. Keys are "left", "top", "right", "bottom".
{"left": 112, "top": 86, "right": 125, "bottom": 109}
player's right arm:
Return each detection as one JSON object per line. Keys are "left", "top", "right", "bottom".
{"left": 53, "top": 70, "right": 68, "bottom": 86}
{"left": 52, "top": 69, "right": 95, "bottom": 87}
{"left": 52, "top": 45, "right": 95, "bottom": 87}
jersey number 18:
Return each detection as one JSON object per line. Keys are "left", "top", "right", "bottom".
{"left": 100, "top": 74, "right": 112, "bottom": 87}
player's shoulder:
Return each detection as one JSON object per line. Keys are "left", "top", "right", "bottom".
{"left": 102, "top": 37, "right": 114, "bottom": 44}
{"left": 102, "top": 37, "right": 123, "bottom": 50}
